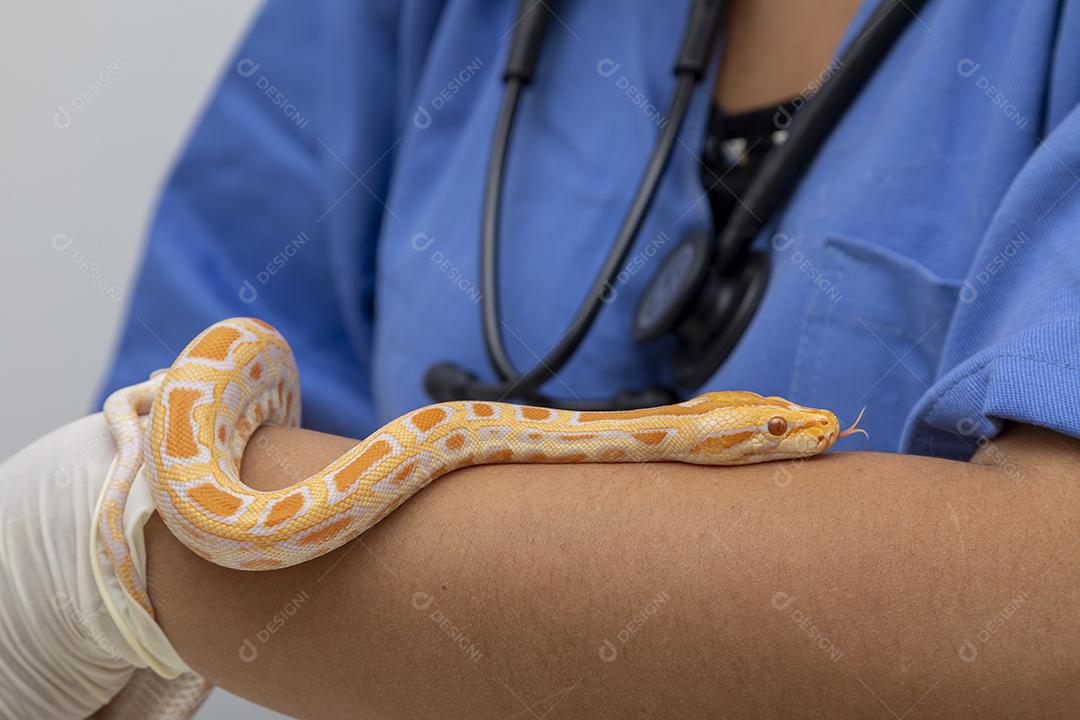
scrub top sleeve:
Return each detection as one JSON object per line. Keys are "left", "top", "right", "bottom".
{"left": 902, "top": 105, "right": 1080, "bottom": 458}
{"left": 98, "top": 1, "right": 402, "bottom": 437}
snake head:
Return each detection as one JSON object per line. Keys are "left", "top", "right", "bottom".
{"left": 682, "top": 392, "right": 860, "bottom": 465}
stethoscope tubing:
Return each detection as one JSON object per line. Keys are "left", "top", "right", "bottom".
{"left": 425, "top": 0, "right": 928, "bottom": 409}
{"left": 480, "top": 73, "right": 699, "bottom": 399}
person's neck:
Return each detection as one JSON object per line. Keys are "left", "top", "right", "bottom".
{"left": 713, "top": 0, "right": 864, "bottom": 113}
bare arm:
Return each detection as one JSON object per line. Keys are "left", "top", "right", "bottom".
{"left": 144, "top": 424, "right": 1080, "bottom": 719}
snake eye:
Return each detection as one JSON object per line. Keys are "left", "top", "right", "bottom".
{"left": 767, "top": 416, "right": 788, "bottom": 436}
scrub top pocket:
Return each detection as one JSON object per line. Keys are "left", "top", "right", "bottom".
{"left": 789, "top": 234, "right": 962, "bottom": 449}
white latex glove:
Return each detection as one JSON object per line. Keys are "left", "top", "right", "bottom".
{"left": 0, "top": 413, "right": 197, "bottom": 718}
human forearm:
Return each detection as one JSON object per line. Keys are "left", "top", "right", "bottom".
{"left": 144, "top": 425, "right": 1080, "bottom": 718}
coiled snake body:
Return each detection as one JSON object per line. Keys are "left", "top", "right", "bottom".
{"left": 99, "top": 317, "right": 860, "bottom": 713}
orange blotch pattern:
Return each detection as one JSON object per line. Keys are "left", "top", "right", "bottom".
{"left": 694, "top": 431, "right": 754, "bottom": 452}
{"left": 189, "top": 483, "right": 243, "bottom": 518}
{"left": 390, "top": 461, "right": 417, "bottom": 485}
{"left": 333, "top": 440, "right": 392, "bottom": 493}
{"left": 299, "top": 517, "right": 352, "bottom": 546}
{"left": 521, "top": 407, "right": 552, "bottom": 421}
{"left": 412, "top": 407, "right": 447, "bottom": 433}
{"left": 165, "top": 388, "right": 202, "bottom": 459}
{"left": 265, "top": 493, "right": 305, "bottom": 528}
{"left": 188, "top": 326, "right": 242, "bottom": 361}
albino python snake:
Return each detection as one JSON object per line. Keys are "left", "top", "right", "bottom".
{"left": 98, "top": 316, "right": 863, "bottom": 715}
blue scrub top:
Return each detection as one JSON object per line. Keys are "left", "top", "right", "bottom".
{"left": 100, "top": 0, "right": 1080, "bottom": 459}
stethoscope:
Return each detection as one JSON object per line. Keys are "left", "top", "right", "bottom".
{"left": 425, "top": 0, "right": 926, "bottom": 410}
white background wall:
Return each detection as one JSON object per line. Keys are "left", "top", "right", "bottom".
{"left": 1, "top": 2, "right": 286, "bottom": 716}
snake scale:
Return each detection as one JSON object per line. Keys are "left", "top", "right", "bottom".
{"left": 98, "top": 316, "right": 862, "bottom": 715}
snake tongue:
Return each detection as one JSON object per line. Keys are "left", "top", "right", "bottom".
{"left": 837, "top": 407, "right": 869, "bottom": 440}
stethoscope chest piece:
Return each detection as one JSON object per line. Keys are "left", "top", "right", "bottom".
{"left": 635, "top": 229, "right": 770, "bottom": 390}
{"left": 633, "top": 229, "right": 714, "bottom": 343}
